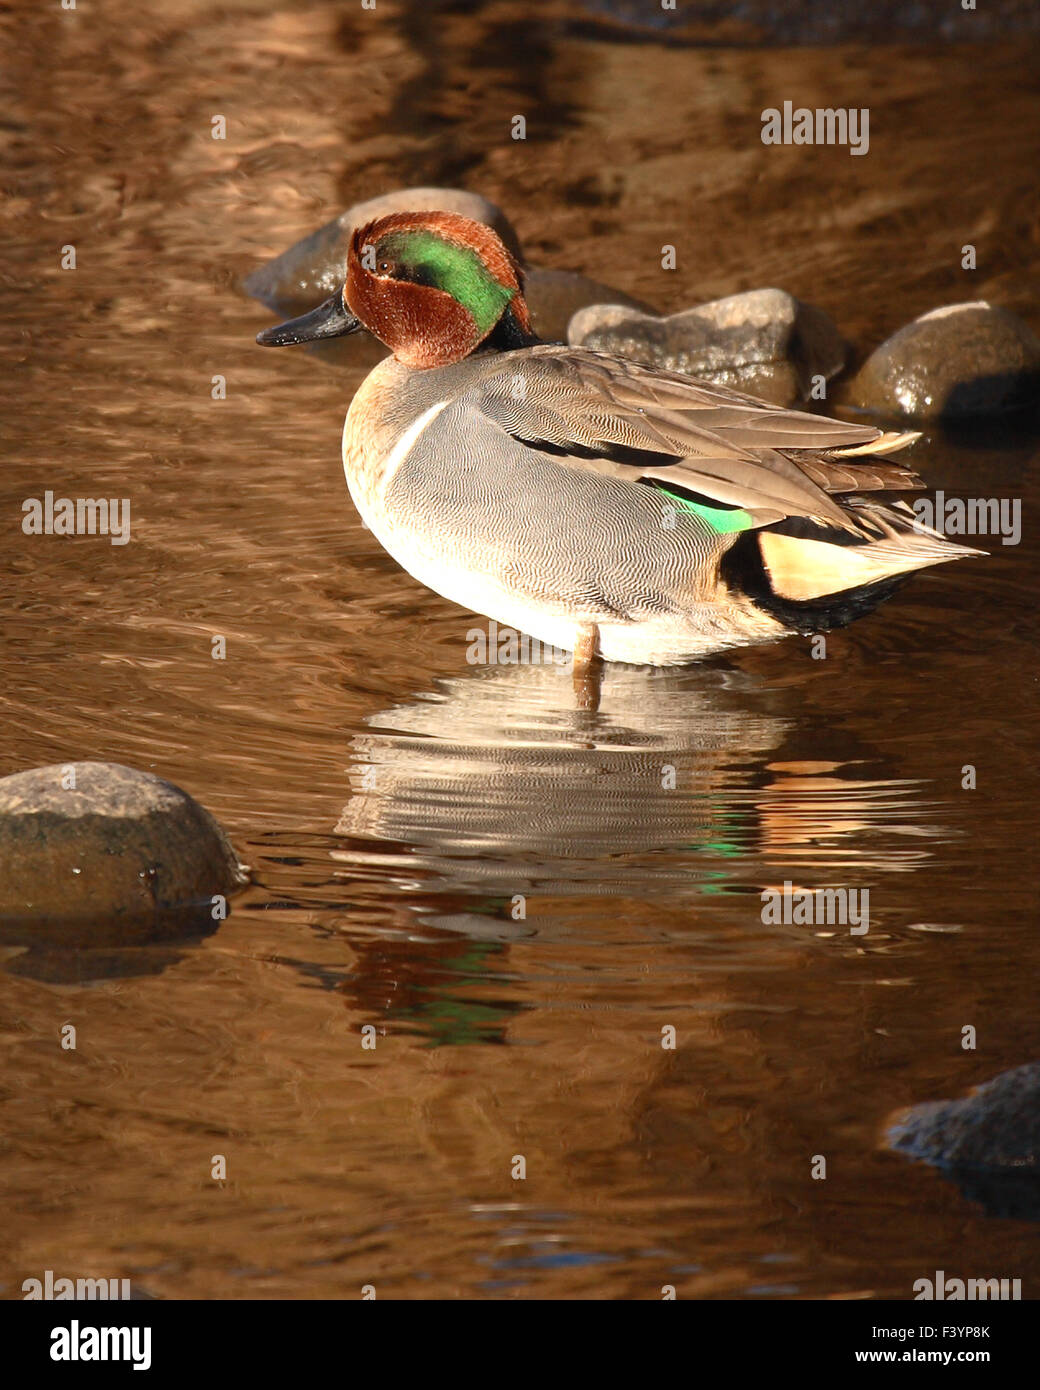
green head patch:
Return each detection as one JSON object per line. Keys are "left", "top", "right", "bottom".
{"left": 374, "top": 229, "right": 516, "bottom": 335}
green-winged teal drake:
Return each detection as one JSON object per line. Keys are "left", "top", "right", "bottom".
{"left": 257, "top": 210, "right": 981, "bottom": 676}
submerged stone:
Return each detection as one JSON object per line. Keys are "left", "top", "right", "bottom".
{"left": 889, "top": 1061, "right": 1040, "bottom": 1170}
{"left": 844, "top": 302, "right": 1040, "bottom": 420}
{"left": 0, "top": 762, "right": 247, "bottom": 952}
{"left": 567, "top": 289, "right": 846, "bottom": 405}
{"left": 888, "top": 1061, "right": 1040, "bottom": 1221}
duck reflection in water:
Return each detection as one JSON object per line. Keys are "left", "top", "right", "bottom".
{"left": 324, "top": 660, "right": 937, "bottom": 1044}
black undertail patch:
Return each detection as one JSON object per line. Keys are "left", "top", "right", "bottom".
{"left": 719, "top": 529, "right": 911, "bottom": 634}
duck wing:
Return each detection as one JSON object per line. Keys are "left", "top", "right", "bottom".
{"left": 468, "top": 344, "right": 921, "bottom": 533}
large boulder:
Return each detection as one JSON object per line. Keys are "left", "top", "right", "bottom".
{"left": 568, "top": 289, "right": 847, "bottom": 405}
{"left": 843, "top": 302, "right": 1040, "bottom": 420}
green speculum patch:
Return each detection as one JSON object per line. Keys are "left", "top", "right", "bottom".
{"left": 380, "top": 230, "right": 515, "bottom": 335}
{"left": 655, "top": 484, "right": 754, "bottom": 535}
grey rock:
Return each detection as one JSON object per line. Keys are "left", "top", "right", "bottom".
{"left": 889, "top": 1061, "right": 1040, "bottom": 1170}
{"left": 843, "top": 301, "right": 1040, "bottom": 420}
{"left": 568, "top": 289, "right": 847, "bottom": 405}
{"left": 524, "top": 267, "right": 653, "bottom": 345}
{"left": 888, "top": 1062, "right": 1040, "bottom": 1221}
{"left": 245, "top": 186, "right": 654, "bottom": 363}
{"left": 0, "top": 762, "right": 247, "bottom": 950}
{"left": 580, "top": 0, "right": 1040, "bottom": 42}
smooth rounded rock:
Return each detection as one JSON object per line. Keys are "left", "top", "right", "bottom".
{"left": 568, "top": 289, "right": 846, "bottom": 405}
{"left": 843, "top": 301, "right": 1040, "bottom": 420}
{"left": 0, "top": 762, "right": 247, "bottom": 948}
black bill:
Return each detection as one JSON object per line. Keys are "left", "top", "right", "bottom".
{"left": 256, "top": 290, "right": 362, "bottom": 347}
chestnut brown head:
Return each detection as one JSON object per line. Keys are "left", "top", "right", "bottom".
{"left": 257, "top": 210, "right": 533, "bottom": 367}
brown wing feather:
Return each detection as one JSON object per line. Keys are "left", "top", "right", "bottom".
{"left": 469, "top": 344, "right": 921, "bottom": 532}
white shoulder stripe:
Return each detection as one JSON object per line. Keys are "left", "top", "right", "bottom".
{"left": 381, "top": 398, "right": 451, "bottom": 483}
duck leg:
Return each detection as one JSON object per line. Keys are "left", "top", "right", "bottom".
{"left": 572, "top": 623, "right": 603, "bottom": 712}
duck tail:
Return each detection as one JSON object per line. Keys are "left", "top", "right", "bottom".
{"left": 754, "top": 499, "right": 984, "bottom": 605}
{"left": 830, "top": 430, "right": 922, "bottom": 458}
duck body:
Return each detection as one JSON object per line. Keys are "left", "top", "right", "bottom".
{"left": 260, "top": 210, "right": 982, "bottom": 666}
{"left": 343, "top": 349, "right": 789, "bottom": 664}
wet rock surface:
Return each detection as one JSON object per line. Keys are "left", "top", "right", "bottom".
{"left": 0, "top": 762, "right": 246, "bottom": 969}
{"left": 525, "top": 267, "right": 653, "bottom": 344}
{"left": 247, "top": 195, "right": 1038, "bottom": 417}
{"left": 888, "top": 1062, "right": 1040, "bottom": 1220}
{"left": 568, "top": 289, "right": 846, "bottom": 405}
{"left": 579, "top": 0, "right": 1040, "bottom": 42}
{"left": 843, "top": 302, "right": 1040, "bottom": 421}
{"left": 889, "top": 1061, "right": 1040, "bottom": 1169}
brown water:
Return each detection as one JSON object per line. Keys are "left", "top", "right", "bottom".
{"left": 2, "top": 1, "right": 1039, "bottom": 1299}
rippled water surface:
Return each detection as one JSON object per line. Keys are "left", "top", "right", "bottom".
{"left": 2, "top": 1, "right": 1039, "bottom": 1299}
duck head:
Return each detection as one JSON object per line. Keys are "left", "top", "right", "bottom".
{"left": 256, "top": 210, "right": 535, "bottom": 367}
